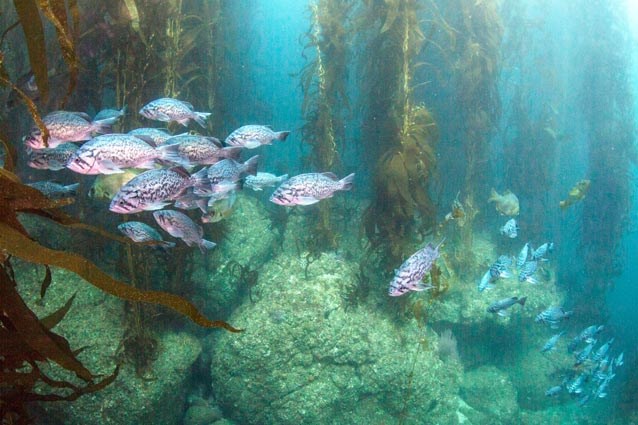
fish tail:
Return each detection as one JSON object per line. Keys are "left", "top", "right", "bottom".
{"left": 339, "top": 173, "right": 355, "bottom": 191}
{"left": 199, "top": 239, "right": 217, "bottom": 253}
{"left": 91, "top": 119, "right": 114, "bottom": 135}
{"left": 243, "top": 155, "right": 260, "bottom": 176}
{"left": 157, "top": 143, "right": 191, "bottom": 167}
{"left": 488, "top": 188, "right": 498, "bottom": 202}
{"left": 518, "top": 296, "right": 527, "bottom": 307}
{"left": 275, "top": 131, "right": 291, "bottom": 141}
{"left": 193, "top": 112, "right": 211, "bottom": 128}
{"left": 189, "top": 167, "right": 211, "bottom": 190}
{"left": 63, "top": 183, "right": 80, "bottom": 197}
{"left": 219, "top": 146, "right": 243, "bottom": 160}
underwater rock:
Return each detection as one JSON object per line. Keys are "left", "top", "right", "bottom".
{"left": 16, "top": 266, "right": 202, "bottom": 425}
{"left": 461, "top": 366, "right": 520, "bottom": 422}
{"left": 209, "top": 251, "right": 461, "bottom": 425}
{"left": 183, "top": 403, "right": 224, "bottom": 425}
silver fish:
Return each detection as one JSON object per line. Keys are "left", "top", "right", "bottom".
{"left": 518, "top": 260, "right": 538, "bottom": 284}
{"left": 94, "top": 106, "right": 127, "bottom": 124}
{"left": 159, "top": 134, "right": 241, "bottom": 166}
{"left": 24, "top": 110, "right": 111, "bottom": 149}
{"left": 153, "top": 210, "right": 216, "bottom": 253}
{"left": 195, "top": 156, "right": 259, "bottom": 196}
{"left": 245, "top": 172, "right": 289, "bottom": 191}
{"left": 531, "top": 242, "right": 554, "bottom": 261}
{"left": 567, "top": 373, "right": 586, "bottom": 394}
{"left": 478, "top": 255, "right": 512, "bottom": 292}
{"left": 109, "top": 166, "right": 209, "bottom": 214}
{"left": 27, "top": 143, "right": 79, "bottom": 170}
{"left": 388, "top": 240, "right": 443, "bottom": 296}
{"left": 117, "top": 221, "right": 175, "bottom": 249}
{"left": 66, "top": 133, "right": 178, "bottom": 175}
{"left": 545, "top": 386, "right": 562, "bottom": 397}
{"left": 535, "top": 306, "right": 573, "bottom": 328}
{"left": 128, "top": 128, "right": 173, "bottom": 146}
{"left": 487, "top": 296, "right": 527, "bottom": 317}
{"left": 174, "top": 191, "right": 209, "bottom": 213}
{"left": 568, "top": 325, "right": 604, "bottom": 352}
{"left": 615, "top": 352, "right": 624, "bottom": 367}
{"left": 139, "top": 98, "right": 211, "bottom": 128}
{"left": 592, "top": 338, "right": 615, "bottom": 362}
{"left": 541, "top": 331, "right": 566, "bottom": 353}
{"left": 500, "top": 218, "right": 518, "bottom": 238}
{"left": 27, "top": 181, "right": 79, "bottom": 199}
{"left": 270, "top": 172, "right": 355, "bottom": 206}
{"left": 516, "top": 242, "right": 530, "bottom": 268}
{"left": 224, "top": 125, "right": 290, "bottom": 149}
{"left": 574, "top": 340, "right": 597, "bottom": 366}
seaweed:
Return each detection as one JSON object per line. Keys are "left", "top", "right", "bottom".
{"left": 227, "top": 261, "right": 260, "bottom": 304}
{"left": 299, "top": 0, "right": 353, "bottom": 253}
{"left": 356, "top": 0, "right": 440, "bottom": 264}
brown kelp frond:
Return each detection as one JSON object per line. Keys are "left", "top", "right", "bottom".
{"left": 0, "top": 260, "right": 119, "bottom": 423}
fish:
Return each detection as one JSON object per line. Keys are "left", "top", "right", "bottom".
{"left": 139, "top": 98, "right": 211, "bottom": 128}
{"left": 270, "top": 172, "right": 355, "bottom": 206}
{"left": 516, "top": 242, "right": 530, "bottom": 268}
{"left": 500, "top": 218, "right": 518, "bottom": 238}
{"left": 158, "top": 134, "right": 241, "bottom": 166}
{"left": 541, "top": 331, "right": 566, "bottom": 353}
{"left": 27, "top": 181, "right": 79, "bottom": 199}
{"left": 174, "top": 190, "right": 209, "bottom": 213}
{"left": 488, "top": 188, "right": 520, "bottom": 216}
{"left": 109, "top": 166, "right": 209, "bottom": 214}
{"left": 568, "top": 325, "right": 604, "bottom": 352}
{"left": 574, "top": 340, "right": 596, "bottom": 366}
{"left": 615, "top": 352, "right": 624, "bottom": 367}
{"left": 128, "top": 128, "right": 173, "bottom": 146}
{"left": 152, "top": 210, "right": 216, "bottom": 253}
{"left": 66, "top": 133, "right": 181, "bottom": 175}
{"left": 224, "top": 125, "right": 290, "bottom": 149}
{"left": 94, "top": 106, "right": 127, "bottom": 125}
{"left": 592, "top": 338, "right": 615, "bottom": 362}
{"left": 487, "top": 296, "right": 527, "bottom": 316}
{"left": 245, "top": 172, "right": 289, "bottom": 191}
{"left": 535, "top": 306, "right": 573, "bottom": 328}
{"left": 567, "top": 373, "right": 586, "bottom": 394}
{"left": 560, "top": 179, "right": 590, "bottom": 210}
{"left": 24, "top": 111, "right": 112, "bottom": 149}
{"left": 117, "top": 221, "right": 175, "bottom": 249}
{"left": 531, "top": 242, "right": 554, "bottom": 261}
{"left": 545, "top": 386, "right": 562, "bottom": 397}
{"left": 388, "top": 240, "right": 444, "bottom": 296}
{"left": 195, "top": 156, "right": 259, "bottom": 196}
{"left": 518, "top": 260, "right": 538, "bottom": 284}
{"left": 478, "top": 255, "right": 513, "bottom": 292}
{"left": 593, "top": 375, "right": 614, "bottom": 399}
{"left": 201, "top": 191, "right": 238, "bottom": 223}
{"left": 27, "top": 143, "right": 79, "bottom": 170}
{"left": 88, "top": 170, "right": 142, "bottom": 200}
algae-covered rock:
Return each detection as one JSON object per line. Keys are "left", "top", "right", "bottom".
{"left": 209, "top": 251, "right": 461, "bottom": 425}
{"left": 460, "top": 366, "right": 519, "bottom": 423}
{"left": 15, "top": 264, "right": 202, "bottom": 425}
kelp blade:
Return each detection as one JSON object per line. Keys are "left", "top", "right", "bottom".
{"left": 12, "top": 0, "right": 49, "bottom": 101}
{"left": 0, "top": 222, "right": 241, "bottom": 332}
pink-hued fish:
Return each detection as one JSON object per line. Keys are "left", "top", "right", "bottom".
{"left": 24, "top": 110, "right": 111, "bottom": 149}
{"left": 388, "top": 240, "right": 443, "bottom": 296}
{"left": 153, "top": 210, "right": 216, "bottom": 253}
{"left": 269, "top": 172, "right": 354, "bottom": 206}
{"left": 139, "top": 98, "right": 210, "bottom": 128}
{"left": 158, "top": 134, "right": 241, "bottom": 166}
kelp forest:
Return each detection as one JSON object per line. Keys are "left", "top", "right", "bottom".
{"left": 0, "top": 0, "right": 637, "bottom": 424}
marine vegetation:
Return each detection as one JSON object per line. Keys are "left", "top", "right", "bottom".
{"left": 578, "top": 0, "right": 636, "bottom": 313}
{"left": 358, "top": 0, "right": 439, "bottom": 263}
{"left": 444, "top": 0, "right": 502, "bottom": 268}
{"left": 299, "top": 0, "right": 353, "bottom": 252}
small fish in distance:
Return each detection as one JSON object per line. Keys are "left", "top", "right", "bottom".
{"left": 270, "top": 172, "right": 354, "bottom": 206}
{"left": 139, "top": 98, "right": 211, "bottom": 128}
{"left": 224, "top": 125, "right": 290, "bottom": 149}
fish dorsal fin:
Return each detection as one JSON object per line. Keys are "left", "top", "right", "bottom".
{"left": 206, "top": 136, "right": 222, "bottom": 147}
{"left": 170, "top": 166, "right": 191, "bottom": 178}
{"left": 72, "top": 111, "right": 92, "bottom": 121}
{"left": 322, "top": 172, "right": 338, "bottom": 180}
{"left": 132, "top": 134, "right": 157, "bottom": 147}
{"left": 181, "top": 100, "right": 194, "bottom": 110}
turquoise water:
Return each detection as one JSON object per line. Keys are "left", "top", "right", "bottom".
{"left": 1, "top": 0, "right": 637, "bottom": 424}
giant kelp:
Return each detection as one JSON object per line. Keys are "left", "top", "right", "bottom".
{"left": 358, "top": 0, "right": 439, "bottom": 263}
{"left": 578, "top": 0, "right": 636, "bottom": 313}
{"left": 299, "top": 0, "right": 353, "bottom": 252}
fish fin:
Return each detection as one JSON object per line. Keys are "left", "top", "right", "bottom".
{"left": 243, "top": 140, "right": 263, "bottom": 149}
{"left": 276, "top": 131, "right": 290, "bottom": 141}
{"left": 189, "top": 167, "right": 211, "bottom": 189}
{"left": 199, "top": 239, "right": 217, "bottom": 253}
{"left": 211, "top": 181, "right": 239, "bottom": 194}
{"left": 157, "top": 143, "right": 190, "bottom": 167}
{"left": 91, "top": 119, "right": 114, "bottom": 135}
{"left": 497, "top": 310, "right": 509, "bottom": 317}
{"left": 295, "top": 196, "right": 321, "bottom": 205}
{"left": 62, "top": 183, "right": 80, "bottom": 197}
{"left": 412, "top": 282, "right": 433, "bottom": 292}
{"left": 73, "top": 111, "right": 92, "bottom": 121}
{"left": 193, "top": 112, "right": 211, "bottom": 128}
{"left": 158, "top": 241, "right": 176, "bottom": 249}
{"left": 488, "top": 188, "right": 498, "bottom": 202}
{"left": 279, "top": 174, "right": 289, "bottom": 181}
{"left": 322, "top": 172, "right": 338, "bottom": 180}
{"left": 219, "top": 146, "right": 243, "bottom": 159}
{"left": 518, "top": 296, "right": 527, "bottom": 307}
{"left": 500, "top": 270, "right": 512, "bottom": 279}
{"left": 145, "top": 201, "right": 171, "bottom": 211}
{"left": 135, "top": 159, "right": 160, "bottom": 170}
{"left": 338, "top": 173, "right": 355, "bottom": 191}
{"left": 97, "top": 159, "right": 125, "bottom": 174}
{"left": 526, "top": 277, "right": 539, "bottom": 284}
{"left": 242, "top": 155, "right": 260, "bottom": 176}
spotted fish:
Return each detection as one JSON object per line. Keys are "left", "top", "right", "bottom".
{"left": 27, "top": 143, "right": 79, "bottom": 170}
{"left": 270, "top": 172, "right": 354, "bottom": 206}
{"left": 245, "top": 172, "right": 289, "bottom": 191}
{"left": 128, "top": 128, "right": 173, "bottom": 146}
{"left": 487, "top": 296, "right": 527, "bottom": 317}
{"left": 27, "top": 181, "right": 79, "bottom": 200}
{"left": 24, "top": 110, "right": 111, "bottom": 149}
{"left": 153, "top": 210, "right": 216, "bottom": 253}
{"left": 118, "top": 221, "right": 175, "bottom": 249}
{"left": 139, "top": 98, "right": 210, "bottom": 128}
{"left": 388, "top": 240, "right": 444, "bottom": 296}
{"left": 224, "top": 125, "right": 290, "bottom": 149}
{"left": 109, "top": 166, "right": 209, "bottom": 214}
{"left": 159, "top": 134, "right": 241, "bottom": 166}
